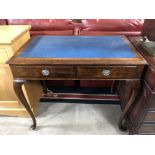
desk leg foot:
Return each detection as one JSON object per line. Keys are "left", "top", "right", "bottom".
{"left": 119, "top": 120, "right": 127, "bottom": 131}
{"left": 13, "top": 79, "right": 37, "bottom": 130}
{"left": 30, "top": 124, "right": 36, "bottom": 130}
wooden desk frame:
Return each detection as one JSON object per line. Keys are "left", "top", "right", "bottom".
{"left": 8, "top": 36, "right": 147, "bottom": 131}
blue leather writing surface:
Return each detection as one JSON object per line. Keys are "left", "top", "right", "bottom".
{"left": 18, "top": 36, "right": 136, "bottom": 58}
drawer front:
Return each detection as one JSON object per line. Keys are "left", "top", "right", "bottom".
{"left": 149, "top": 94, "right": 155, "bottom": 109}
{"left": 145, "top": 68, "right": 155, "bottom": 91}
{"left": 143, "top": 111, "right": 155, "bottom": 122}
{"left": 129, "top": 84, "right": 151, "bottom": 124}
{"left": 11, "top": 66, "right": 75, "bottom": 79}
{"left": 138, "top": 124, "right": 155, "bottom": 134}
{"left": 77, "top": 66, "right": 144, "bottom": 79}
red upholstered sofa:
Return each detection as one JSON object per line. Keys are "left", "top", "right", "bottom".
{"left": 0, "top": 19, "right": 144, "bottom": 88}
{"left": 0, "top": 19, "right": 144, "bottom": 36}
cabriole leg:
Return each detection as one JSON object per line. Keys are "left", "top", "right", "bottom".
{"left": 118, "top": 80, "right": 141, "bottom": 131}
{"left": 13, "top": 79, "right": 36, "bottom": 130}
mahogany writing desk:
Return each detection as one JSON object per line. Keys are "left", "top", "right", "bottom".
{"left": 8, "top": 35, "right": 147, "bottom": 130}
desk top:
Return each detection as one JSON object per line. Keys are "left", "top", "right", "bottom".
{"left": 19, "top": 36, "right": 136, "bottom": 58}
{"left": 0, "top": 25, "right": 31, "bottom": 44}
{"left": 8, "top": 35, "right": 147, "bottom": 65}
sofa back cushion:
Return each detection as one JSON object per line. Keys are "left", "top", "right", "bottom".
{"left": 0, "top": 19, "right": 7, "bottom": 25}
{"left": 81, "top": 19, "right": 144, "bottom": 31}
{"left": 7, "top": 19, "right": 75, "bottom": 31}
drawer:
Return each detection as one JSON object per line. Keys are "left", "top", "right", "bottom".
{"left": 138, "top": 124, "right": 155, "bottom": 134}
{"left": 149, "top": 94, "right": 155, "bottom": 109}
{"left": 11, "top": 66, "right": 75, "bottom": 79}
{"left": 129, "top": 84, "right": 151, "bottom": 124}
{"left": 143, "top": 111, "right": 155, "bottom": 122}
{"left": 145, "top": 68, "right": 155, "bottom": 91}
{"left": 77, "top": 66, "right": 144, "bottom": 79}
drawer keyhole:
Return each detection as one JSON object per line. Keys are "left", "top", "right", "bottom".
{"left": 42, "top": 69, "right": 50, "bottom": 76}
{"left": 102, "top": 69, "right": 111, "bottom": 76}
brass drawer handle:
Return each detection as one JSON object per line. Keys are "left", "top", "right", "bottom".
{"left": 102, "top": 69, "right": 111, "bottom": 76}
{"left": 42, "top": 69, "right": 50, "bottom": 76}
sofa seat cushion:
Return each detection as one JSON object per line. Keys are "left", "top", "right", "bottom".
{"left": 81, "top": 19, "right": 144, "bottom": 31}
{"left": 7, "top": 19, "right": 75, "bottom": 31}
